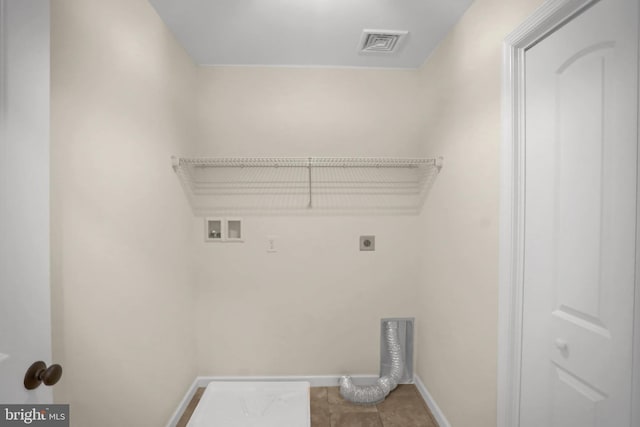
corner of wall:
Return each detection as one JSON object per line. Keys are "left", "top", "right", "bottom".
{"left": 414, "top": 0, "right": 544, "bottom": 426}
{"left": 51, "top": 0, "right": 199, "bottom": 425}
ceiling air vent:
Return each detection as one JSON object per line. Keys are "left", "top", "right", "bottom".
{"left": 359, "top": 30, "right": 408, "bottom": 54}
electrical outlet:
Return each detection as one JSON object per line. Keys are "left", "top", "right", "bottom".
{"left": 267, "top": 236, "right": 278, "bottom": 253}
{"left": 360, "top": 235, "right": 375, "bottom": 251}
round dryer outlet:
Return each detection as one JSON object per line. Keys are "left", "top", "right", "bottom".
{"left": 360, "top": 235, "right": 375, "bottom": 251}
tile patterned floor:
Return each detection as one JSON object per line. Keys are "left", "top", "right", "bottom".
{"left": 312, "top": 385, "right": 438, "bottom": 427}
{"left": 177, "top": 384, "right": 439, "bottom": 427}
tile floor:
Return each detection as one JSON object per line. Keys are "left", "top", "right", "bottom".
{"left": 177, "top": 384, "right": 439, "bottom": 427}
{"left": 311, "top": 385, "right": 438, "bottom": 427}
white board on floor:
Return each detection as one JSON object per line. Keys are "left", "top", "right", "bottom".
{"left": 186, "top": 381, "right": 310, "bottom": 427}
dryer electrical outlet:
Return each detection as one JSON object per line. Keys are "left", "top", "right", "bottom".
{"left": 360, "top": 236, "right": 375, "bottom": 251}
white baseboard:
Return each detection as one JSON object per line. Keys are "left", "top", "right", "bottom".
{"left": 166, "top": 374, "right": 379, "bottom": 427}
{"left": 193, "top": 374, "right": 380, "bottom": 388}
{"left": 414, "top": 375, "right": 451, "bottom": 427}
{"left": 166, "top": 377, "right": 201, "bottom": 427}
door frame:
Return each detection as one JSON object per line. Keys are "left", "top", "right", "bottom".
{"left": 497, "top": 0, "right": 640, "bottom": 426}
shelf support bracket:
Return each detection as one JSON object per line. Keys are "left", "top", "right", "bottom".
{"left": 307, "top": 157, "right": 313, "bottom": 208}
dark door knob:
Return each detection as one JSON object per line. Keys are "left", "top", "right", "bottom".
{"left": 24, "top": 361, "right": 63, "bottom": 390}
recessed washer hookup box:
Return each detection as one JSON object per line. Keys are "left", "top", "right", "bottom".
{"left": 187, "top": 381, "right": 310, "bottom": 427}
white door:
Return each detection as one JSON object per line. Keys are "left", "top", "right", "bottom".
{"left": 521, "top": 0, "right": 638, "bottom": 426}
{"left": 0, "top": 0, "right": 53, "bottom": 403}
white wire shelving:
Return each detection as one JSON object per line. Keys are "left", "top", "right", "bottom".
{"left": 172, "top": 156, "right": 443, "bottom": 215}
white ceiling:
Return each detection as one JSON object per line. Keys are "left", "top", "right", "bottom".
{"left": 148, "top": 0, "right": 474, "bottom": 69}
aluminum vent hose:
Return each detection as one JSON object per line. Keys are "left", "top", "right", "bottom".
{"left": 339, "top": 320, "right": 404, "bottom": 405}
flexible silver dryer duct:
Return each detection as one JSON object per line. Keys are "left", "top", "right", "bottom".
{"left": 339, "top": 320, "right": 404, "bottom": 405}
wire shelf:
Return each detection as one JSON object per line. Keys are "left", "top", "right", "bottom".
{"left": 172, "top": 156, "right": 443, "bottom": 215}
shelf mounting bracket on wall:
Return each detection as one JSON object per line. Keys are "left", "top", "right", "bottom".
{"left": 307, "top": 157, "right": 313, "bottom": 209}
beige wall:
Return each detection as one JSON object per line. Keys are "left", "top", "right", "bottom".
{"left": 50, "top": 1, "right": 198, "bottom": 426}
{"left": 194, "top": 67, "right": 423, "bottom": 376}
{"left": 196, "top": 67, "right": 424, "bottom": 157}
{"left": 415, "top": 0, "right": 543, "bottom": 426}
{"left": 194, "top": 216, "right": 420, "bottom": 376}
